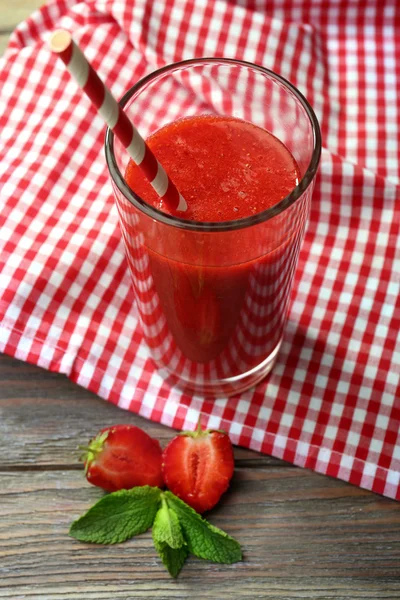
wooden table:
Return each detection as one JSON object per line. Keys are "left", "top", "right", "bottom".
{"left": 1, "top": 3, "right": 400, "bottom": 598}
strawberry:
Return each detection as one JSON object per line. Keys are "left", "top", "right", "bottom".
{"left": 81, "top": 424, "right": 164, "bottom": 492}
{"left": 162, "top": 421, "right": 234, "bottom": 513}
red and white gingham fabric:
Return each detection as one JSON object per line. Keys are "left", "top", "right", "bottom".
{"left": 1, "top": 0, "right": 399, "bottom": 499}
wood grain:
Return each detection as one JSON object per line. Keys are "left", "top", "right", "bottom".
{"left": 0, "top": 354, "right": 279, "bottom": 468}
{"left": 1, "top": 469, "right": 400, "bottom": 598}
{"left": 1, "top": 353, "right": 400, "bottom": 599}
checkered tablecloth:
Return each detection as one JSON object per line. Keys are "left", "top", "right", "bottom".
{"left": 1, "top": 0, "right": 399, "bottom": 500}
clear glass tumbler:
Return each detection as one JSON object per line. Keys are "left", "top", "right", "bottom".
{"left": 105, "top": 58, "right": 321, "bottom": 396}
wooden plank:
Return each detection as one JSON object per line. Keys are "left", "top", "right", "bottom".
{"left": 1, "top": 469, "right": 399, "bottom": 598}
{"left": 0, "top": 353, "right": 283, "bottom": 467}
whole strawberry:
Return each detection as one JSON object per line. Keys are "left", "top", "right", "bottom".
{"left": 162, "top": 421, "right": 234, "bottom": 513}
{"left": 81, "top": 424, "right": 163, "bottom": 492}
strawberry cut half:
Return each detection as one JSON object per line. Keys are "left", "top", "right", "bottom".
{"left": 162, "top": 421, "right": 234, "bottom": 513}
{"left": 81, "top": 424, "right": 164, "bottom": 492}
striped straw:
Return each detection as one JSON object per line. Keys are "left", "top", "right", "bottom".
{"left": 49, "top": 30, "right": 187, "bottom": 213}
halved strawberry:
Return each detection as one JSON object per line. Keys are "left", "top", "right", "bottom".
{"left": 162, "top": 421, "right": 234, "bottom": 513}
{"left": 81, "top": 424, "right": 164, "bottom": 492}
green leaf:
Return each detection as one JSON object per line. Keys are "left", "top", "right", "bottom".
{"left": 70, "top": 486, "right": 162, "bottom": 544}
{"left": 153, "top": 537, "right": 189, "bottom": 578}
{"left": 165, "top": 492, "right": 242, "bottom": 564}
{"left": 153, "top": 497, "right": 185, "bottom": 549}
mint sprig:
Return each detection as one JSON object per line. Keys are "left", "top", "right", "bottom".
{"left": 69, "top": 486, "right": 242, "bottom": 577}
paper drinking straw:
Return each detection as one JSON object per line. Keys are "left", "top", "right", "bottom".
{"left": 49, "top": 30, "right": 187, "bottom": 213}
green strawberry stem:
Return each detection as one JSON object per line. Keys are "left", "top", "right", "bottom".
{"left": 78, "top": 430, "right": 109, "bottom": 473}
{"left": 178, "top": 416, "right": 226, "bottom": 438}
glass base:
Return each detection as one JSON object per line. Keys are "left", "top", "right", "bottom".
{"left": 158, "top": 338, "right": 282, "bottom": 397}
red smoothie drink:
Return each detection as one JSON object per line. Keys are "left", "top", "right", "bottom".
{"left": 126, "top": 116, "right": 299, "bottom": 221}
{"left": 105, "top": 59, "right": 321, "bottom": 395}
{"left": 120, "top": 115, "right": 303, "bottom": 389}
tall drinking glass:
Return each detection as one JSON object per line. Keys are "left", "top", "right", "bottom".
{"left": 105, "top": 58, "right": 321, "bottom": 396}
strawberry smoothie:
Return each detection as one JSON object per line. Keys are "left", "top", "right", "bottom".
{"left": 126, "top": 116, "right": 299, "bottom": 221}
{"left": 121, "top": 115, "right": 303, "bottom": 386}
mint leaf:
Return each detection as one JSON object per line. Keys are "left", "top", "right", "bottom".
{"left": 165, "top": 492, "right": 242, "bottom": 564}
{"left": 153, "top": 537, "right": 189, "bottom": 578}
{"left": 152, "top": 495, "right": 188, "bottom": 577}
{"left": 70, "top": 486, "right": 161, "bottom": 544}
{"left": 153, "top": 496, "right": 185, "bottom": 549}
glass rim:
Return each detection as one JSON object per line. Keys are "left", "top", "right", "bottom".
{"left": 105, "top": 57, "right": 321, "bottom": 232}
